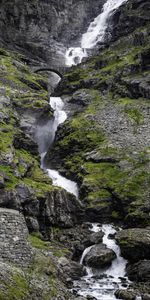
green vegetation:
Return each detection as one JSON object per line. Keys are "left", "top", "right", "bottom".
{"left": 0, "top": 272, "right": 29, "bottom": 300}
{"left": 49, "top": 22, "right": 150, "bottom": 226}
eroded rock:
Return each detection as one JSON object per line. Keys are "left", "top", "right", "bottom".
{"left": 83, "top": 243, "right": 116, "bottom": 268}
{"left": 116, "top": 228, "right": 150, "bottom": 262}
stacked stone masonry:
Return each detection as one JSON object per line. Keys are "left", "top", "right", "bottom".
{"left": 0, "top": 208, "right": 33, "bottom": 267}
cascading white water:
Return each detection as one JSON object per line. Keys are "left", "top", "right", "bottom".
{"left": 41, "top": 1, "right": 133, "bottom": 298}
{"left": 44, "top": 96, "right": 78, "bottom": 197}
{"left": 65, "top": 0, "right": 128, "bottom": 66}
{"left": 74, "top": 224, "right": 130, "bottom": 300}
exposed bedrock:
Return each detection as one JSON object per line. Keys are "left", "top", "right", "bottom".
{"left": 0, "top": 0, "right": 105, "bottom": 66}
{"left": 116, "top": 228, "right": 150, "bottom": 262}
{"left": 46, "top": 0, "right": 150, "bottom": 227}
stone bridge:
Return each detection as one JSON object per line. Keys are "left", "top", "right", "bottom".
{"left": 33, "top": 66, "right": 69, "bottom": 78}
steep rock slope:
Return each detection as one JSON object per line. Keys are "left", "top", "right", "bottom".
{"left": 46, "top": 0, "right": 150, "bottom": 227}
{"left": 0, "top": 0, "right": 105, "bottom": 67}
{"left": 0, "top": 47, "right": 84, "bottom": 300}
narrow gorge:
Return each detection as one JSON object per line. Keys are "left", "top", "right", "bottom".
{"left": 0, "top": 0, "right": 150, "bottom": 300}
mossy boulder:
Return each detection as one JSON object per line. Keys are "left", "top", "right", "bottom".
{"left": 116, "top": 228, "right": 150, "bottom": 262}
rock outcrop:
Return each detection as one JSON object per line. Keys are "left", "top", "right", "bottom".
{"left": 83, "top": 244, "right": 116, "bottom": 268}
{"left": 116, "top": 228, "right": 150, "bottom": 262}
{"left": 0, "top": 0, "right": 150, "bottom": 299}
{"left": 0, "top": 0, "right": 105, "bottom": 67}
{"left": 46, "top": 0, "right": 150, "bottom": 227}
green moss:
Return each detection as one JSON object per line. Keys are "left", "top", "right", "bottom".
{"left": 28, "top": 235, "right": 50, "bottom": 250}
{"left": 124, "top": 107, "right": 144, "bottom": 125}
{"left": 0, "top": 273, "right": 29, "bottom": 300}
{"left": 112, "top": 211, "right": 120, "bottom": 219}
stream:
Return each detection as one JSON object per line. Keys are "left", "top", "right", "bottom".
{"left": 39, "top": 0, "right": 135, "bottom": 299}
{"left": 74, "top": 224, "right": 130, "bottom": 300}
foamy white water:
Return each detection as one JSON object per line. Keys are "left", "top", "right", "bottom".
{"left": 50, "top": 97, "right": 67, "bottom": 128}
{"left": 45, "top": 96, "right": 79, "bottom": 198}
{"left": 66, "top": 0, "right": 128, "bottom": 66}
{"left": 82, "top": 0, "right": 128, "bottom": 49}
{"left": 102, "top": 224, "right": 127, "bottom": 279}
{"left": 47, "top": 169, "right": 78, "bottom": 197}
{"left": 65, "top": 47, "right": 87, "bottom": 67}
{"left": 74, "top": 224, "right": 130, "bottom": 300}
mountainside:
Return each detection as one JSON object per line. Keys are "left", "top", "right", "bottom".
{"left": 0, "top": 0, "right": 150, "bottom": 299}
{"left": 48, "top": 0, "right": 150, "bottom": 227}
{"left": 0, "top": 0, "right": 104, "bottom": 67}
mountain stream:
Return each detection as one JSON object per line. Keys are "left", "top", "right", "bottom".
{"left": 39, "top": 0, "right": 141, "bottom": 299}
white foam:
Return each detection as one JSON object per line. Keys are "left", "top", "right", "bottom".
{"left": 75, "top": 224, "right": 130, "bottom": 300}
{"left": 81, "top": 0, "right": 128, "bottom": 49}
{"left": 65, "top": 0, "right": 128, "bottom": 66}
{"left": 47, "top": 169, "right": 78, "bottom": 197}
{"left": 45, "top": 96, "right": 78, "bottom": 197}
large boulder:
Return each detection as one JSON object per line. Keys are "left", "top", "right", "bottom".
{"left": 127, "top": 260, "right": 150, "bottom": 282}
{"left": 40, "top": 188, "right": 83, "bottom": 228}
{"left": 58, "top": 257, "right": 86, "bottom": 281}
{"left": 115, "top": 289, "right": 136, "bottom": 300}
{"left": 83, "top": 230, "right": 104, "bottom": 248}
{"left": 83, "top": 243, "right": 116, "bottom": 268}
{"left": 116, "top": 228, "right": 150, "bottom": 262}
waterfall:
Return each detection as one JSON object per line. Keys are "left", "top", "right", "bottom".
{"left": 43, "top": 96, "right": 78, "bottom": 198}
{"left": 65, "top": 0, "right": 128, "bottom": 66}
{"left": 39, "top": 0, "right": 133, "bottom": 298}
{"left": 74, "top": 224, "right": 130, "bottom": 300}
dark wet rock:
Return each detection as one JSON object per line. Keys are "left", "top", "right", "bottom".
{"left": 40, "top": 189, "right": 83, "bottom": 228}
{"left": 122, "top": 75, "right": 150, "bottom": 100}
{"left": 142, "top": 294, "right": 150, "bottom": 300}
{"left": 25, "top": 216, "right": 40, "bottom": 233}
{"left": 86, "top": 296, "right": 97, "bottom": 300}
{"left": 51, "top": 224, "right": 91, "bottom": 260}
{"left": 85, "top": 150, "right": 119, "bottom": 163}
{"left": 106, "top": 0, "right": 150, "bottom": 45}
{"left": 69, "top": 90, "right": 93, "bottom": 107}
{"left": 85, "top": 204, "right": 113, "bottom": 223}
{"left": 0, "top": 174, "right": 5, "bottom": 188}
{"left": 58, "top": 257, "right": 86, "bottom": 281}
{"left": 83, "top": 243, "right": 116, "bottom": 268}
{"left": 0, "top": 0, "right": 105, "bottom": 66}
{"left": 13, "top": 131, "right": 39, "bottom": 155}
{"left": 115, "top": 289, "right": 136, "bottom": 300}
{"left": 83, "top": 230, "right": 104, "bottom": 248}
{"left": 127, "top": 260, "right": 150, "bottom": 282}
{"left": 0, "top": 189, "right": 20, "bottom": 209}
{"left": 116, "top": 228, "right": 150, "bottom": 262}
{"left": 16, "top": 184, "right": 39, "bottom": 216}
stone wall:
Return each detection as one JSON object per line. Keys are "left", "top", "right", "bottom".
{"left": 0, "top": 208, "right": 33, "bottom": 267}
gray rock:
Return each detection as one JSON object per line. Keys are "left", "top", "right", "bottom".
{"left": 41, "top": 188, "right": 83, "bottom": 228}
{"left": 127, "top": 260, "right": 150, "bottom": 282}
{"left": 115, "top": 289, "right": 136, "bottom": 300}
{"left": 116, "top": 228, "right": 150, "bottom": 262}
{"left": 83, "top": 243, "right": 116, "bottom": 268}
{"left": 0, "top": 0, "right": 105, "bottom": 66}
{"left": 142, "top": 294, "right": 150, "bottom": 300}
{"left": 58, "top": 257, "right": 86, "bottom": 280}
{"left": 0, "top": 174, "right": 4, "bottom": 188}
{"left": 83, "top": 231, "right": 104, "bottom": 248}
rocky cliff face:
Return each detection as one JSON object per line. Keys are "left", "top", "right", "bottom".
{"left": 0, "top": 0, "right": 150, "bottom": 299}
{"left": 0, "top": 0, "right": 105, "bottom": 67}
{"left": 47, "top": 0, "right": 150, "bottom": 228}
